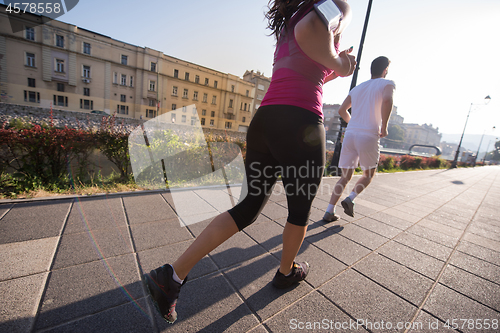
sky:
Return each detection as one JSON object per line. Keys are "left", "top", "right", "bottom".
{"left": 2, "top": 0, "right": 499, "bottom": 140}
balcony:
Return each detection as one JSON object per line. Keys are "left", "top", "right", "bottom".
{"left": 223, "top": 113, "right": 235, "bottom": 120}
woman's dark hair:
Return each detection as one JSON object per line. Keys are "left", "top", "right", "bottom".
{"left": 371, "top": 56, "right": 390, "bottom": 77}
{"left": 266, "top": 0, "right": 314, "bottom": 40}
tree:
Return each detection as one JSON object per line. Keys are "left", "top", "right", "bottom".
{"left": 386, "top": 124, "right": 405, "bottom": 142}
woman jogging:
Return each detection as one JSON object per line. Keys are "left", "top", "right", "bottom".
{"left": 145, "top": 0, "right": 356, "bottom": 323}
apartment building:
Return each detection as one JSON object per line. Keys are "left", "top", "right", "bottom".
{"left": 0, "top": 5, "right": 264, "bottom": 132}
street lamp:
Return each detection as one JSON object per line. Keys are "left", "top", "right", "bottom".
{"left": 474, "top": 126, "right": 496, "bottom": 166}
{"left": 483, "top": 137, "right": 499, "bottom": 163}
{"left": 451, "top": 95, "right": 491, "bottom": 168}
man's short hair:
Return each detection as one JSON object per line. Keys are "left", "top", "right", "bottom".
{"left": 371, "top": 56, "right": 390, "bottom": 77}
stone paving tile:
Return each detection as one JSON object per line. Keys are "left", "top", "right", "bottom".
{"left": 449, "top": 251, "right": 500, "bottom": 285}
{"left": 408, "top": 310, "right": 452, "bottom": 333}
{"left": 393, "top": 232, "right": 453, "bottom": 262}
{"left": 369, "top": 211, "right": 414, "bottom": 230}
{"left": 129, "top": 218, "right": 193, "bottom": 252}
{"left": 223, "top": 254, "right": 313, "bottom": 322}
{"left": 41, "top": 298, "right": 154, "bottom": 333}
{"left": 319, "top": 269, "right": 418, "bottom": 333}
{"left": 391, "top": 203, "right": 434, "bottom": 219}
{"left": 439, "top": 265, "right": 500, "bottom": 311}
{"left": 423, "top": 284, "right": 500, "bottom": 333}
{"left": 425, "top": 212, "right": 469, "bottom": 231}
{"left": 35, "top": 254, "right": 143, "bottom": 331}
{"left": 353, "top": 198, "right": 390, "bottom": 214}
{"left": 264, "top": 291, "right": 368, "bottom": 332}
{"left": 0, "top": 237, "right": 58, "bottom": 281}
{"left": 63, "top": 197, "right": 127, "bottom": 234}
{"left": 377, "top": 241, "right": 445, "bottom": 280}
{"left": 155, "top": 272, "right": 259, "bottom": 333}
{"left": 462, "top": 233, "right": 500, "bottom": 253}
{"left": 467, "top": 222, "right": 500, "bottom": 242}
{"left": 307, "top": 230, "right": 371, "bottom": 266}
{"left": 417, "top": 219, "right": 465, "bottom": 238}
{"left": 383, "top": 207, "right": 422, "bottom": 224}
{"left": 435, "top": 206, "right": 475, "bottom": 220}
{"left": 261, "top": 202, "right": 288, "bottom": 221}
{"left": 52, "top": 227, "right": 133, "bottom": 270}
{"left": 122, "top": 193, "right": 177, "bottom": 224}
{"left": 354, "top": 253, "right": 433, "bottom": 306}
{"left": 406, "top": 224, "right": 460, "bottom": 249}
{"left": 0, "top": 200, "right": 71, "bottom": 244}
{"left": 137, "top": 240, "right": 217, "bottom": 281}
{"left": 0, "top": 273, "right": 48, "bottom": 333}
{"left": 338, "top": 223, "right": 390, "bottom": 250}
{"left": 208, "top": 231, "right": 266, "bottom": 269}
{"left": 456, "top": 241, "right": 500, "bottom": 266}
{"left": 244, "top": 219, "right": 284, "bottom": 252}
{"left": 353, "top": 217, "right": 402, "bottom": 239}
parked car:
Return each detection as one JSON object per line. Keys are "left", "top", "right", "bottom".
{"left": 90, "top": 110, "right": 108, "bottom": 115}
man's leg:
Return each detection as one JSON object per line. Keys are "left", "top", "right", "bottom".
{"left": 328, "top": 168, "right": 355, "bottom": 206}
{"left": 348, "top": 167, "right": 376, "bottom": 201}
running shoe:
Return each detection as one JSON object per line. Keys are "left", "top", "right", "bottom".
{"left": 145, "top": 264, "right": 187, "bottom": 324}
{"left": 272, "top": 262, "right": 310, "bottom": 289}
{"left": 341, "top": 197, "right": 355, "bottom": 217}
{"left": 322, "top": 211, "right": 339, "bottom": 222}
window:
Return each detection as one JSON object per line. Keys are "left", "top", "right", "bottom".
{"left": 231, "top": 85, "right": 235, "bottom": 92}
{"left": 113, "top": 72, "right": 118, "bottom": 84}
{"left": 121, "top": 74, "right": 127, "bottom": 86}
{"left": 121, "top": 55, "right": 128, "bottom": 65}
{"left": 54, "top": 95, "right": 68, "bottom": 107}
{"left": 211, "top": 111, "right": 215, "bottom": 117}
{"left": 151, "top": 62, "right": 157, "bottom": 72}
{"left": 210, "top": 119, "right": 214, "bottom": 126}
{"left": 257, "top": 94, "right": 263, "bottom": 101}
{"left": 172, "top": 86, "right": 178, "bottom": 96}
{"left": 212, "top": 95, "right": 217, "bottom": 104}
{"left": 181, "top": 115, "right": 187, "bottom": 123}
{"left": 121, "top": 94, "right": 126, "bottom": 102}
{"left": 148, "top": 99, "right": 156, "bottom": 107}
{"left": 258, "top": 84, "right": 265, "bottom": 91}
{"left": 25, "top": 27, "right": 34, "bottom": 41}
{"left": 117, "top": 105, "right": 129, "bottom": 115}
{"left": 80, "top": 99, "right": 93, "bottom": 110}
{"left": 28, "top": 78, "right": 35, "bottom": 87}
{"left": 149, "top": 80, "right": 156, "bottom": 91}
{"left": 191, "top": 117, "right": 197, "bottom": 126}
{"left": 185, "top": 72, "right": 189, "bottom": 81}
{"left": 242, "top": 117, "right": 246, "bottom": 123}
{"left": 225, "top": 122, "right": 232, "bottom": 129}
{"left": 55, "top": 59, "right": 64, "bottom": 73}
{"left": 182, "top": 106, "right": 187, "bottom": 113}
{"left": 246, "top": 90, "right": 249, "bottom": 97}
{"left": 56, "top": 34, "right": 64, "bottom": 48}
{"left": 26, "top": 53, "right": 35, "bottom": 67}
{"left": 202, "top": 93, "right": 207, "bottom": 103}
{"left": 174, "top": 69, "right": 179, "bottom": 78}
{"left": 193, "top": 91, "right": 198, "bottom": 100}
{"left": 84, "top": 88, "right": 90, "bottom": 96}
{"left": 205, "top": 78, "right": 209, "bottom": 85}
{"left": 229, "top": 99, "right": 233, "bottom": 108}
{"left": 24, "top": 91, "right": 40, "bottom": 103}
{"left": 183, "top": 89, "right": 188, "bottom": 98}
{"left": 146, "top": 109, "right": 157, "bottom": 118}
{"left": 201, "top": 118, "right": 205, "bottom": 126}
{"left": 83, "top": 42, "right": 91, "bottom": 55}
{"left": 195, "top": 75, "right": 200, "bottom": 84}
{"left": 171, "top": 104, "right": 176, "bottom": 110}
{"left": 171, "top": 113, "right": 176, "bottom": 123}
{"left": 244, "top": 103, "right": 247, "bottom": 111}
{"left": 214, "top": 80, "right": 218, "bottom": 88}
{"left": 130, "top": 76, "right": 134, "bottom": 87}
{"left": 202, "top": 109, "right": 206, "bottom": 116}
{"left": 57, "top": 83, "right": 64, "bottom": 92}
{"left": 83, "top": 65, "right": 90, "bottom": 78}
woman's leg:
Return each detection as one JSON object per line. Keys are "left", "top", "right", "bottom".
{"left": 172, "top": 212, "right": 239, "bottom": 280}
{"left": 280, "top": 222, "right": 308, "bottom": 274}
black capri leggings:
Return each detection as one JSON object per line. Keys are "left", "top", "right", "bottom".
{"left": 228, "top": 105, "right": 325, "bottom": 230}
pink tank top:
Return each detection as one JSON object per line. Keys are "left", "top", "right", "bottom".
{"left": 260, "top": 2, "right": 337, "bottom": 118}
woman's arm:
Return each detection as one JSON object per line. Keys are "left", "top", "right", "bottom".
{"left": 294, "top": 1, "right": 355, "bottom": 76}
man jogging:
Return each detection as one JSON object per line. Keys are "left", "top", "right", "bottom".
{"left": 324, "top": 56, "right": 395, "bottom": 221}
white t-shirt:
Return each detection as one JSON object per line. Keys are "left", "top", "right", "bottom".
{"left": 346, "top": 78, "right": 396, "bottom": 135}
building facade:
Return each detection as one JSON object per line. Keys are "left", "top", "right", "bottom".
{"left": 0, "top": 6, "right": 268, "bottom": 132}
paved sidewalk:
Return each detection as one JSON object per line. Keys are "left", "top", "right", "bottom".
{"left": 1, "top": 167, "right": 499, "bottom": 332}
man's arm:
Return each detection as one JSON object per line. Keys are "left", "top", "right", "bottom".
{"left": 338, "top": 95, "right": 352, "bottom": 123}
{"left": 380, "top": 84, "right": 395, "bottom": 138}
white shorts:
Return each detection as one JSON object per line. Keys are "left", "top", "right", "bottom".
{"left": 338, "top": 131, "right": 380, "bottom": 170}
